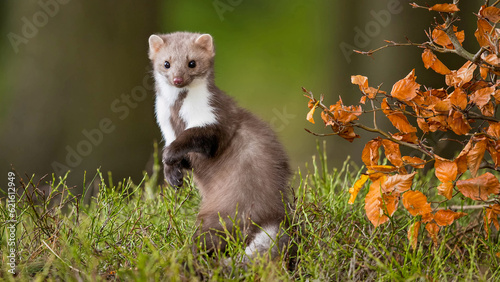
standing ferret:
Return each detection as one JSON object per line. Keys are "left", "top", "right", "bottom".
{"left": 148, "top": 32, "right": 292, "bottom": 260}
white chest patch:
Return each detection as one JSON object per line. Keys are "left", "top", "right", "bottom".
{"left": 154, "top": 72, "right": 180, "bottom": 146}
{"left": 179, "top": 78, "right": 217, "bottom": 129}
{"left": 154, "top": 73, "right": 217, "bottom": 146}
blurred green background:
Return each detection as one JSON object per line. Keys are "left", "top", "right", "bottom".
{"left": 0, "top": 0, "right": 482, "bottom": 190}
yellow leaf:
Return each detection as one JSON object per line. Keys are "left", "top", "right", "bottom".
{"left": 306, "top": 101, "right": 319, "bottom": 124}
{"left": 408, "top": 221, "right": 421, "bottom": 250}
{"left": 348, "top": 174, "right": 369, "bottom": 204}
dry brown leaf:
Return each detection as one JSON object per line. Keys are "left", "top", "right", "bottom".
{"left": 445, "top": 61, "right": 477, "bottom": 87}
{"left": 422, "top": 49, "right": 451, "bottom": 75}
{"left": 391, "top": 132, "right": 419, "bottom": 144}
{"left": 449, "top": 88, "right": 467, "bottom": 110}
{"left": 471, "top": 86, "right": 494, "bottom": 107}
{"left": 429, "top": 3, "right": 459, "bottom": 13}
{"left": 437, "top": 181, "right": 454, "bottom": 200}
{"left": 456, "top": 172, "right": 500, "bottom": 201}
{"left": 362, "top": 138, "right": 382, "bottom": 167}
{"left": 467, "top": 138, "right": 488, "bottom": 177}
{"left": 456, "top": 139, "right": 473, "bottom": 174}
{"left": 382, "top": 139, "right": 403, "bottom": 167}
{"left": 432, "top": 24, "right": 464, "bottom": 49}
{"left": 417, "top": 118, "right": 429, "bottom": 133}
{"left": 402, "top": 156, "right": 426, "bottom": 168}
{"left": 487, "top": 141, "right": 500, "bottom": 168}
{"left": 402, "top": 190, "right": 432, "bottom": 216}
{"left": 484, "top": 204, "right": 500, "bottom": 232}
{"left": 425, "top": 222, "right": 440, "bottom": 246}
{"left": 434, "top": 210, "right": 467, "bottom": 226}
{"left": 475, "top": 19, "right": 494, "bottom": 48}
{"left": 480, "top": 6, "right": 500, "bottom": 22}
{"left": 448, "top": 110, "right": 472, "bottom": 135}
{"left": 434, "top": 155, "right": 458, "bottom": 183}
{"left": 367, "top": 165, "right": 398, "bottom": 173}
{"left": 382, "top": 172, "right": 416, "bottom": 194}
{"left": 365, "top": 178, "right": 398, "bottom": 227}
{"left": 433, "top": 99, "right": 452, "bottom": 112}
{"left": 487, "top": 122, "right": 500, "bottom": 139}
{"left": 391, "top": 69, "right": 421, "bottom": 101}
{"left": 382, "top": 99, "right": 417, "bottom": 133}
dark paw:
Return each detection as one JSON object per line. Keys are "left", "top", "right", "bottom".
{"left": 164, "top": 163, "right": 184, "bottom": 188}
{"left": 163, "top": 145, "right": 185, "bottom": 166}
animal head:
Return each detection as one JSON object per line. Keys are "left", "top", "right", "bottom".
{"left": 148, "top": 32, "right": 215, "bottom": 88}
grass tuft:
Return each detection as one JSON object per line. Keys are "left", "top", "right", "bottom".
{"left": 1, "top": 141, "right": 499, "bottom": 281}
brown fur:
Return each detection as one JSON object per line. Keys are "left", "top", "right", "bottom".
{"left": 149, "top": 32, "right": 292, "bottom": 258}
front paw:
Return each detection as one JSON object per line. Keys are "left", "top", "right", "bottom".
{"left": 163, "top": 145, "right": 185, "bottom": 166}
{"left": 164, "top": 163, "right": 184, "bottom": 188}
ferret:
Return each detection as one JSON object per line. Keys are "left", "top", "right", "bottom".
{"left": 148, "top": 32, "right": 292, "bottom": 261}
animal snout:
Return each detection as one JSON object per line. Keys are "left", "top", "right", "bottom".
{"left": 173, "top": 77, "right": 184, "bottom": 86}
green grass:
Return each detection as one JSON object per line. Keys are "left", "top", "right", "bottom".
{"left": 1, "top": 142, "right": 499, "bottom": 281}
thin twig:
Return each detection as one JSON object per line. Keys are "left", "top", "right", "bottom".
{"left": 42, "top": 240, "right": 82, "bottom": 273}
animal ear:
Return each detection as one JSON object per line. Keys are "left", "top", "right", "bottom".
{"left": 195, "top": 34, "right": 214, "bottom": 53}
{"left": 148, "top": 34, "right": 164, "bottom": 54}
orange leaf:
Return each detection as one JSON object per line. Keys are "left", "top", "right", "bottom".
{"left": 351, "top": 75, "right": 368, "bottom": 89}
{"left": 417, "top": 118, "right": 429, "bottom": 133}
{"left": 471, "top": 86, "right": 494, "bottom": 107}
{"left": 485, "top": 204, "right": 500, "bottom": 231}
{"left": 408, "top": 221, "right": 421, "bottom": 250}
{"left": 467, "top": 138, "right": 488, "bottom": 177}
{"left": 449, "top": 88, "right": 467, "bottom": 110}
{"left": 362, "top": 138, "right": 382, "bottom": 167}
{"left": 381, "top": 99, "right": 417, "bottom": 133}
{"left": 367, "top": 165, "right": 398, "bottom": 173}
{"left": 445, "top": 61, "right": 476, "bottom": 87}
{"left": 391, "top": 69, "right": 420, "bottom": 101}
{"left": 402, "top": 190, "right": 432, "bottom": 216}
{"left": 348, "top": 174, "right": 369, "bottom": 204}
{"left": 448, "top": 110, "right": 472, "bottom": 136}
{"left": 434, "top": 155, "right": 458, "bottom": 183}
{"left": 433, "top": 99, "right": 452, "bottom": 112}
{"left": 437, "top": 181, "right": 454, "bottom": 200}
{"left": 382, "top": 139, "right": 403, "bottom": 167}
{"left": 382, "top": 172, "right": 416, "bottom": 194}
{"left": 391, "top": 132, "right": 419, "bottom": 144}
{"left": 480, "top": 66, "right": 489, "bottom": 79}
{"left": 425, "top": 222, "right": 440, "bottom": 246}
{"left": 432, "top": 25, "right": 464, "bottom": 49}
{"left": 456, "top": 139, "right": 473, "bottom": 174}
{"left": 402, "top": 156, "right": 426, "bottom": 168}
{"left": 487, "top": 122, "right": 500, "bottom": 139}
{"left": 422, "top": 212, "right": 434, "bottom": 223}
{"left": 365, "top": 179, "right": 390, "bottom": 227}
{"left": 434, "top": 210, "right": 467, "bottom": 226}
{"left": 351, "top": 75, "right": 385, "bottom": 99}
{"left": 422, "top": 49, "right": 451, "bottom": 75}
{"left": 486, "top": 141, "right": 500, "bottom": 168}
{"left": 480, "top": 6, "right": 500, "bottom": 23}
{"left": 482, "top": 54, "right": 500, "bottom": 67}
{"left": 429, "top": 3, "right": 459, "bottom": 13}
{"left": 456, "top": 172, "right": 500, "bottom": 201}
{"left": 475, "top": 19, "right": 494, "bottom": 48}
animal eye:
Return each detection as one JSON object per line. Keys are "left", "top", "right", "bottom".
{"left": 188, "top": 60, "right": 196, "bottom": 68}
{"left": 164, "top": 61, "right": 170, "bottom": 69}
